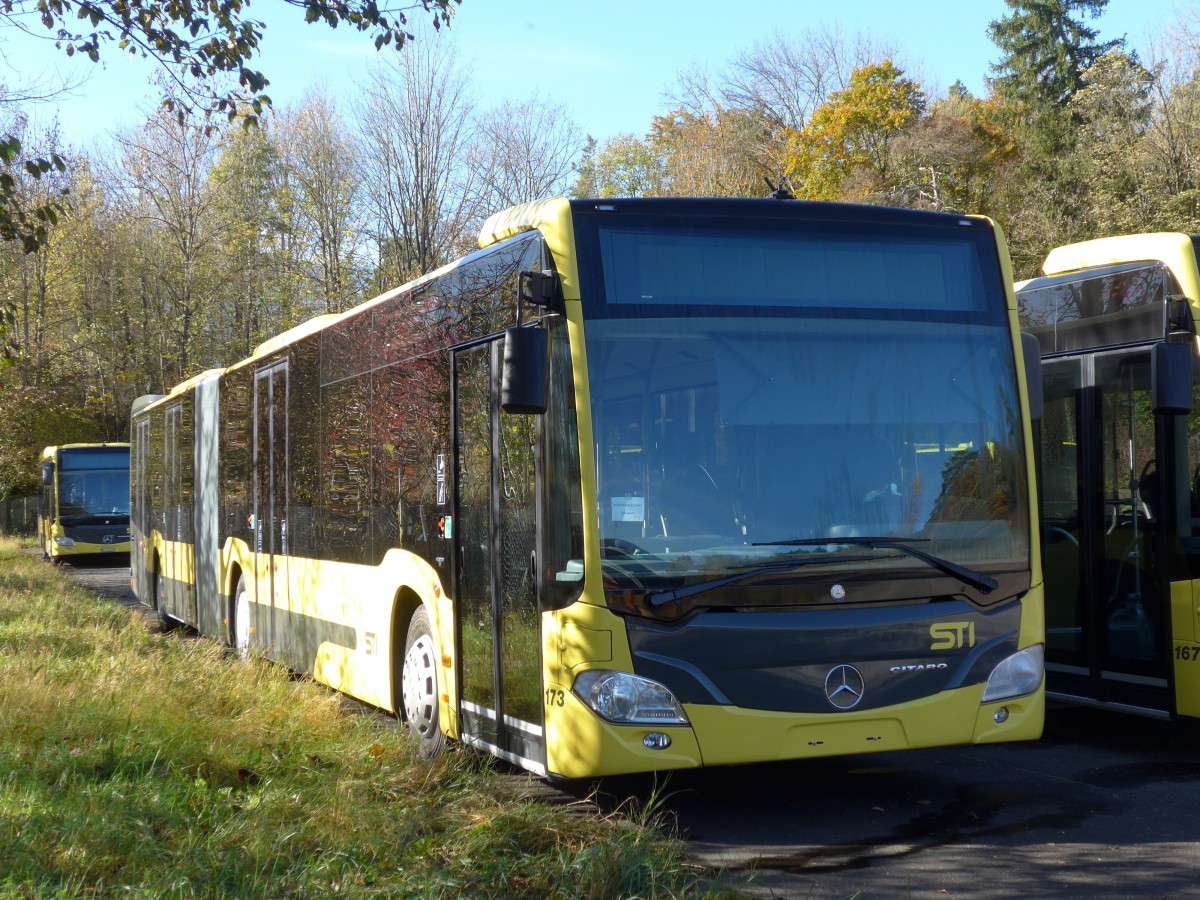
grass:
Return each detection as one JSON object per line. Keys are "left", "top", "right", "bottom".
{"left": 0, "top": 536, "right": 748, "bottom": 899}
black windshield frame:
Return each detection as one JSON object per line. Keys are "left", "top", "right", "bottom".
{"left": 569, "top": 199, "right": 1030, "bottom": 617}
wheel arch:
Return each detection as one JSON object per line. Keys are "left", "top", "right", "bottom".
{"left": 389, "top": 586, "right": 427, "bottom": 716}
{"left": 225, "top": 560, "right": 245, "bottom": 645}
{"left": 146, "top": 531, "right": 166, "bottom": 577}
{"left": 148, "top": 547, "right": 162, "bottom": 607}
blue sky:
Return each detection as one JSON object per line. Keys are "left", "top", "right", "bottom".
{"left": 0, "top": 0, "right": 1190, "bottom": 148}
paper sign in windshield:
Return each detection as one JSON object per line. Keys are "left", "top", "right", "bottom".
{"left": 610, "top": 496, "right": 644, "bottom": 522}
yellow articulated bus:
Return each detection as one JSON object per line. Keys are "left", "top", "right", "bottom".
{"left": 132, "top": 198, "right": 1045, "bottom": 778}
{"left": 38, "top": 443, "right": 131, "bottom": 560}
{"left": 1018, "top": 232, "right": 1200, "bottom": 720}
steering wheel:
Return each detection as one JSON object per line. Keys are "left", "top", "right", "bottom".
{"left": 601, "top": 537, "right": 650, "bottom": 559}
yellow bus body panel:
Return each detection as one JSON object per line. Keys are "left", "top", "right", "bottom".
{"left": 1043, "top": 232, "right": 1200, "bottom": 297}
{"left": 44, "top": 522, "right": 131, "bottom": 557}
{"left": 542, "top": 670, "right": 1043, "bottom": 779}
{"left": 541, "top": 586, "right": 1045, "bottom": 778}
{"left": 163, "top": 535, "right": 197, "bottom": 621}
{"left": 1173, "top": 579, "right": 1200, "bottom": 718}
{"left": 1171, "top": 579, "right": 1196, "bottom": 645}
{"left": 223, "top": 541, "right": 449, "bottom": 718}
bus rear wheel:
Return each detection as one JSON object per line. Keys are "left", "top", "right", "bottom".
{"left": 233, "top": 577, "right": 251, "bottom": 660}
{"left": 153, "top": 566, "right": 177, "bottom": 631}
{"left": 401, "top": 607, "right": 445, "bottom": 758}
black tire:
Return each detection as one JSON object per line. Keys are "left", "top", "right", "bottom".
{"left": 400, "top": 607, "right": 446, "bottom": 758}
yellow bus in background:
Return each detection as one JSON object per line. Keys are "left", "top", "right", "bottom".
{"left": 132, "top": 197, "right": 1045, "bottom": 778}
{"left": 1018, "top": 232, "right": 1200, "bottom": 719}
{"left": 38, "top": 443, "right": 131, "bottom": 560}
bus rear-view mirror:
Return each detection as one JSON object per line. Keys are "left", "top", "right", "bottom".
{"left": 1152, "top": 339, "right": 1193, "bottom": 415}
{"left": 501, "top": 326, "right": 548, "bottom": 415}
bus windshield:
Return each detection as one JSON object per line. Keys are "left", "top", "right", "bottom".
{"left": 576, "top": 212, "right": 1030, "bottom": 612}
{"left": 58, "top": 449, "right": 130, "bottom": 521}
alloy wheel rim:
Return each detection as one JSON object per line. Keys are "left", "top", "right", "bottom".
{"left": 403, "top": 634, "right": 437, "bottom": 736}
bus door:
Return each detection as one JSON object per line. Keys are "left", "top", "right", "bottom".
{"left": 133, "top": 418, "right": 151, "bottom": 596}
{"left": 39, "top": 455, "right": 53, "bottom": 556}
{"left": 253, "top": 361, "right": 289, "bottom": 655}
{"left": 163, "top": 403, "right": 184, "bottom": 618}
{"left": 452, "top": 339, "right": 545, "bottom": 772}
{"left": 1041, "top": 350, "right": 1171, "bottom": 709}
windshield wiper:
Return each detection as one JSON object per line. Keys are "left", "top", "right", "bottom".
{"left": 752, "top": 537, "right": 998, "bottom": 595}
{"left": 643, "top": 554, "right": 876, "bottom": 608}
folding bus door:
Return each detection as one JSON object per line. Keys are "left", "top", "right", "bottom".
{"left": 132, "top": 418, "right": 152, "bottom": 600}
{"left": 1041, "top": 350, "right": 1171, "bottom": 710}
{"left": 162, "top": 402, "right": 184, "bottom": 619}
{"left": 253, "top": 361, "right": 289, "bottom": 657}
{"left": 452, "top": 338, "right": 545, "bottom": 774}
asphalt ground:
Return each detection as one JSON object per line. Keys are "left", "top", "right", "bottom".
{"left": 50, "top": 553, "right": 1200, "bottom": 899}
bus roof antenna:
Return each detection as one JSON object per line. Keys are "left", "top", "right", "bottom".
{"left": 764, "top": 176, "right": 795, "bottom": 200}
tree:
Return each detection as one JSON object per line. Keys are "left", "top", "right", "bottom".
{"left": 886, "top": 88, "right": 1018, "bottom": 213}
{"left": 718, "top": 25, "right": 901, "bottom": 132}
{"left": 0, "top": 0, "right": 458, "bottom": 249}
{"left": 0, "top": 117, "right": 69, "bottom": 370}
{"left": 0, "top": 386, "right": 109, "bottom": 498}
{"left": 649, "top": 107, "right": 768, "bottom": 197}
{"left": 987, "top": 0, "right": 1119, "bottom": 113}
{"left": 666, "top": 26, "right": 900, "bottom": 192}
{"left": 0, "top": 1, "right": 458, "bottom": 125}
{"left": 1142, "top": 25, "right": 1200, "bottom": 229}
{"left": 985, "top": 0, "right": 1125, "bottom": 271}
{"left": 115, "top": 103, "right": 225, "bottom": 384}
{"left": 571, "top": 134, "right": 665, "bottom": 199}
{"left": 41, "top": 160, "right": 152, "bottom": 436}
{"left": 356, "top": 39, "right": 477, "bottom": 287}
{"left": 471, "top": 95, "right": 584, "bottom": 211}
{"left": 784, "top": 60, "right": 926, "bottom": 202}
{"left": 1068, "top": 50, "right": 1157, "bottom": 234}
{"left": 208, "top": 119, "right": 297, "bottom": 359}
{"left": 277, "top": 89, "right": 369, "bottom": 315}
{"left": 0, "top": 0, "right": 461, "bottom": 366}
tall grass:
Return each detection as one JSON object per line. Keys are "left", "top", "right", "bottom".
{"left": 0, "top": 537, "right": 745, "bottom": 898}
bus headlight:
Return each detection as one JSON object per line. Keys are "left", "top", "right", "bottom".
{"left": 981, "top": 644, "right": 1044, "bottom": 703}
{"left": 53, "top": 537, "right": 76, "bottom": 548}
{"left": 572, "top": 670, "right": 689, "bottom": 725}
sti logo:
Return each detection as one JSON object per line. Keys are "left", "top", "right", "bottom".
{"left": 930, "top": 621, "right": 976, "bottom": 651}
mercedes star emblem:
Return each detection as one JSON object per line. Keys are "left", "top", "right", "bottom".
{"left": 824, "top": 664, "right": 866, "bottom": 710}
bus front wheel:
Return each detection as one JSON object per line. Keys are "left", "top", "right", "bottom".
{"left": 401, "top": 607, "right": 445, "bottom": 758}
